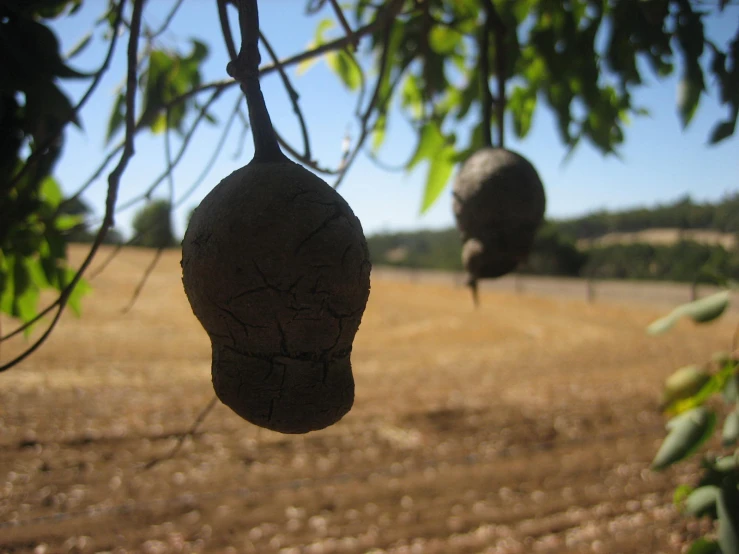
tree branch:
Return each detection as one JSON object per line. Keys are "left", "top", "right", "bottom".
{"left": 217, "top": 0, "right": 238, "bottom": 61}
{"left": 478, "top": 10, "right": 493, "bottom": 148}
{"left": 332, "top": 3, "right": 399, "bottom": 190}
{"left": 329, "top": 0, "right": 358, "bottom": 50}
{"left": 259, "top": 31, "right": 312, "bottom": 161}
{"left": 481, "top": 0, "right": 507, "bottom": 148}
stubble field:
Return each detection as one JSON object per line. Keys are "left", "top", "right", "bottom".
{"left": 0, "top": 245, "right": 735, "bottom": 554}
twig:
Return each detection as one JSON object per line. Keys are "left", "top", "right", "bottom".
{"left": 0, "top": 0, "right": 145, "bottom": 372}
{"left": 227, "top": 0, "right": 286, "bottom": 163}
{"left": 332, "top": 0, "right": 404, "bottom": 190}
{"left": 160, "top": 3, "right": 411, "bottom": 114}
{"left": 142, "top": 396, "right": 218, "bottom": 470}
{"left": 260, "top": 32, "right": 312, "bottom": 161}
{"left": 122, "top": 247, "right": 164, "bottom": 314}
{"left": 89, "top": 97, "right": 243, "bottom": 281}
{"left": 9, "top": 0, "right": 127, "bottom": 191}
{"left": 114, "top": 88, "right": 224, "bottom": 213}
{"left": 274, "top": 129, "right": 339, "bottom": 174}
{"left": 149, "top": 0, "right": 185, "bottom": 39}
{"left": 217, "top": 0, "right": 238, "bottom": 61}
{"left": 328, "top": 0, "right": 358, "bottom": 50}
{"left": 481, "top": 0, "right": 506, "bottom": 148}
{"left": 478, "top": 9, "right": 493, "bottom": 148}
{"left": 120, "top": 107, "right": 176, "bottom": 314}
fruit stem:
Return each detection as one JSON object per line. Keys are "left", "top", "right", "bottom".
{"left": 227, "top": 0, "right": 287, "bottom": 164}
{"left": 478, "top": 17, "right": 493, "bottom": 149}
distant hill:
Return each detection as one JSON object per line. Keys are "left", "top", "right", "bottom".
{"left": 577, "top": 228, "right": 736, "bottom": 250}
{"left": 366, "top": 194, "right": 739, "bottom": 282}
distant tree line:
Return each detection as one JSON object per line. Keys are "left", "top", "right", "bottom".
{"left": 367, "top": 194, "right": 739, "bottom": 283}
{"left": 555, "top": 193, "right": 739, "bottom": 239}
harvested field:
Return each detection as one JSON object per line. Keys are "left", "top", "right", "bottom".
{"left": 1, "top": 245, "right": 736, "bottom": 553}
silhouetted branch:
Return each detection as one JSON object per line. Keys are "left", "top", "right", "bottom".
{"left": 142, "top": 396, "right": 218, "bottom": 470}
{"left": 481, "top": 0, "right": 506, "bottom": 148}
{"left": 332, "top": 0, "right": 403, "bottom": 189}
{"left": 329, "top": 0, "right": 358, "bottom": 50}
{"left": 260, "top": 32, "right": 312, "bottom": 161}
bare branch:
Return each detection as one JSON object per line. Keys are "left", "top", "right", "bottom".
{"left": 142, "top": 396, "right": 218, "bottom": 470}
{"left": 122, "top": 247, "right": 164, "bottom": 314}
{"left": 89, "top": 97, "right": 243, "bottom": 281}
{"left": 161, "top": 2, "right": 411, "bottom": 114}
{"left": 260, "top": 31, "right": 312, "bottom": 161}
{"left": 1, "top": 0, "right": 146, "bottom": 372}
{"left": 333, "top": 2, "right": 403, "bottom": 189}
{"left": 329, "top": 0, "right": 358, "bottom": 50}
{"left": 115, "top": 88, "right": 225, "bottom": 213}
{"left": 479, "top": 9, "right": 493, "bottom": 148}
{"left": 149, "top": 0, "right": 185, "bottom": 39}
{"left": 481, "top": 0, "right": 507, "bottom": 148}
{"left": 217, "top": 0, "right": 238, "bottom": 61}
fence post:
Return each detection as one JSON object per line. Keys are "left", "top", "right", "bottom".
{"left": 586, "top": 277, "right": 596, "bottom": 303}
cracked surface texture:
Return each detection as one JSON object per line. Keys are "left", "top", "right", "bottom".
{"left": 453, "top": 148, "right": 546, "bottom": 279}
{"left": 181, "top": 161, "right": 371, "bottom": 434}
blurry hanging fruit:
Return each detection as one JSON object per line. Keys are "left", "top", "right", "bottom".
{"left": 181, "top": 0, "right": 371, "bottom": 434}
{"left": 453, "top": 147, "right": 546, "bottom": 305}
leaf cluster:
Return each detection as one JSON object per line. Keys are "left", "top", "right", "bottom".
{"left": 648, "top": 288, "right": 739, "bottom": 553}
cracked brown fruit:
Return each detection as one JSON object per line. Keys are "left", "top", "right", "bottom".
{"left": 453, "top": 147, "right": 545, "bottom": 301}
{"left": 182, "top": 162, "right": 371, "bottom": 434}
{"left": 181, "top": 1, "right": 370, "bottom": 434}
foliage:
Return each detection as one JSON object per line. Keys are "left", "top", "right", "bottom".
{"left": 333, "top": 0, "right": 739, "bottom": 213}
{"left": 648, "top": 288, "right": 739, "bottom": 553}
{"left": 0, "top": 0, "right": 91, "bottom": 330}
{"left": 131, "top": 200, "right": 177, "bottom": 249}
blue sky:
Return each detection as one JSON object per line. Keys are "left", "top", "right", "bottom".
{"left": 48, "top": 1, "right": 738, "bottom": 240}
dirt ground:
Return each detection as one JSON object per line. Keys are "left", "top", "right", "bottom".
{"left": 0, "top": 246, "right": 735, "bottom": 554}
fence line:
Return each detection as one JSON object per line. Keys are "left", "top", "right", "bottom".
{"left": 371, "top": 267, "right": 739, "bottom": 311}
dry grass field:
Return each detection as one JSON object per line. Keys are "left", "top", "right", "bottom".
{"left": 1, "top": 245, "right": 736, "bottom": 554}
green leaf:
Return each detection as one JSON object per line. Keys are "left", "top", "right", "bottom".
{"left": 407, "top": 121, "right": 445, "bottom": 171}
{"left": 55, "top": 214, "right": 84, "bottom": 231}
{"left": 61, "top": 269, "right": 90, "bottom": 318}
{"left": 685, "top": 485, "right": 720, "bottom": 517}
{"left": 724, "top": 374, "right": 739, "bottom": 405}
{"left": 66, "top": 31, "right": 92, "bottom": 59}
{"left": 708, "top": 120, "right": 736, "bottom": 145}
{"left": 723, "top": 410, "right": 739, "bottom": 447}
{"left": 372, "top": 113, "right": 387, "bottom": 154}
{"left": 420, "top": 143, "right": 455, "bottom": 214}
{"left": 297, "top": 18, "right": 334, "bottom": 75}
{"left": 106, "top": 93, "right": 125, "bottom": 144}
{"left": 40, "top": 176, "right": 63, "bottom": 209}
{"left": 677, "top": 76, "right": 702, "bottom": 129}
{"left": 647, "top": 290, "right": 731, "bottom": 335}
{"left": 686, "top": 538, "right": 720, "bottom": 554}
{"left": 718, "top": 481, "right": 739, "bottom": 554}
{"left": 652, "top": 407, "right": 716, "bottom": 470}
{"left": 662, "top": 365, "right": 711, "bottom": 409}
{"left": 683, "top": 291, "right": 732, "bottom": 323}
{"left": 327, "top": 50, "right": 361, "bottom": 90}
{"left": 429, "top": 25, "right": 461, "bottom": 55}
{"left": 508, "top": 87, "right": 537, "bottom": 139}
